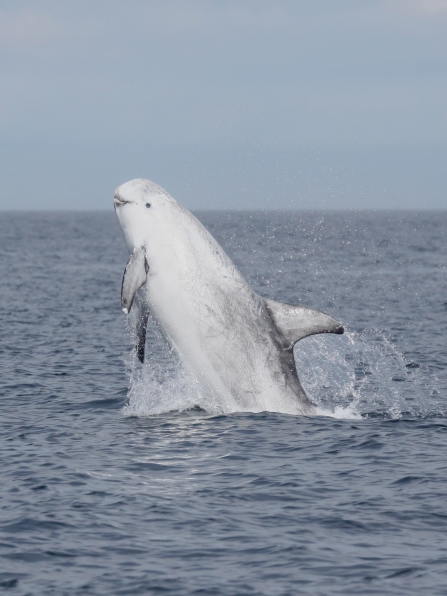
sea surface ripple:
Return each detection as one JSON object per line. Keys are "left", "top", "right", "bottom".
{"left": 0, "top": 211, "right": 446, "bottom": 595}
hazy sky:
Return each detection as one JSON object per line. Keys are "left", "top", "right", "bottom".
{"left": 1, "top": 0, "right": 446, "bottom": 210}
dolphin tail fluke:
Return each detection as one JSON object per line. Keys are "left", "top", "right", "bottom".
{"left": 264, "top": 298, "right": 344, "bottom": 349}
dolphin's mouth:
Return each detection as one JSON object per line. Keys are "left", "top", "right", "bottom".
{"left": 114, "top": 197, "right": 135, "bottom": 207}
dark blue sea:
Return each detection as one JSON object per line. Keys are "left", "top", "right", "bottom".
{"left": 1, "top": 210, "right": 446, "bottom": 595}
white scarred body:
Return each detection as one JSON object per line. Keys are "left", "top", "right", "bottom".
{"left": 114, "top": 179, "right": 342, "bottom": 415}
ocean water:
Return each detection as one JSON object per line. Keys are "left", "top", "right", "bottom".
{"left": 0, "top": 210, "right": 446, "bottom": 595}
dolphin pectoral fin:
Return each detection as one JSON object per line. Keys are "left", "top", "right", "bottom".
{"left": 130, "top": 295, "right": 149, "bottom": 363}
{"left": 121, "top": 247, "right": 148, "bottom": 314}
{"left": 137, "top": 315, "right": 148, "bottom": 364}
{"left": 136, "top": 305, "right": 149, "bottom": 364}
{"left": 264, "top": 298, "right": 344, "bottom": 348}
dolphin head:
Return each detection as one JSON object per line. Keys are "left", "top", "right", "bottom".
{"left": 114, "top": 178, "right": 175, "bottom": 252}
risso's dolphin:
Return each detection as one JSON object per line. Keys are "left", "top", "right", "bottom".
{"left": 114, "top": 178, "right": 343, "bottom": 415}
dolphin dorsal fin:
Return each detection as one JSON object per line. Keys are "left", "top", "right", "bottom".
{"left": 264, "top": 298, "right": 343, "bottom": 348}
{"left": 121, "top": 247, "right": 148, "bottom": 314}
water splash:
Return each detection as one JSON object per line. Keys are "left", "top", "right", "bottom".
{"left": 122, "top": 315, "right": 215, "bottom": 416}
{"left": 122, "top": 315, "right": 439, "bottom": 419}
{"left": 122, "top": 357, "right": 203, "bottom": 416}
{"left": 296, "top": 330, "right": 440, "bottom": 419}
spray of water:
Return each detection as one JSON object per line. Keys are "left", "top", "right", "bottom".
{"left": 122, "top": 315, "right": 221, "bottom": 416}
{"left": 122, "top": 315, "right": 439, "bottom": 419}
{"left": 296, "top": 330, "right": 439, "bottom": 419}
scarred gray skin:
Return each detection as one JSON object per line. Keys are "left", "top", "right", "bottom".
{"left": 114, "top": 178, "right": 343, "bottom": 415}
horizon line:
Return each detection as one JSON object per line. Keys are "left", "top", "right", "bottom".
{"left": 1, "top": 207, "right": 446, "bottom": 214}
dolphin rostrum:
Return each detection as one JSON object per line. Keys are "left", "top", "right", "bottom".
{"left": 114, "top": 178, "right": 343, "bottom": 415}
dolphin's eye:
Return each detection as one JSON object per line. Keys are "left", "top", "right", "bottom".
{"left": 146, "top": 203, "right": 151, "bottom": 208}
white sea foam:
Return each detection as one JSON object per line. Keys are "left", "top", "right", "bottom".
{"left": 314, "top": 404, "right": 362, "bottom": 420}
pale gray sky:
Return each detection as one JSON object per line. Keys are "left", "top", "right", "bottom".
{"left": 1, "top": 0, "right": 446, "bottom": 210}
